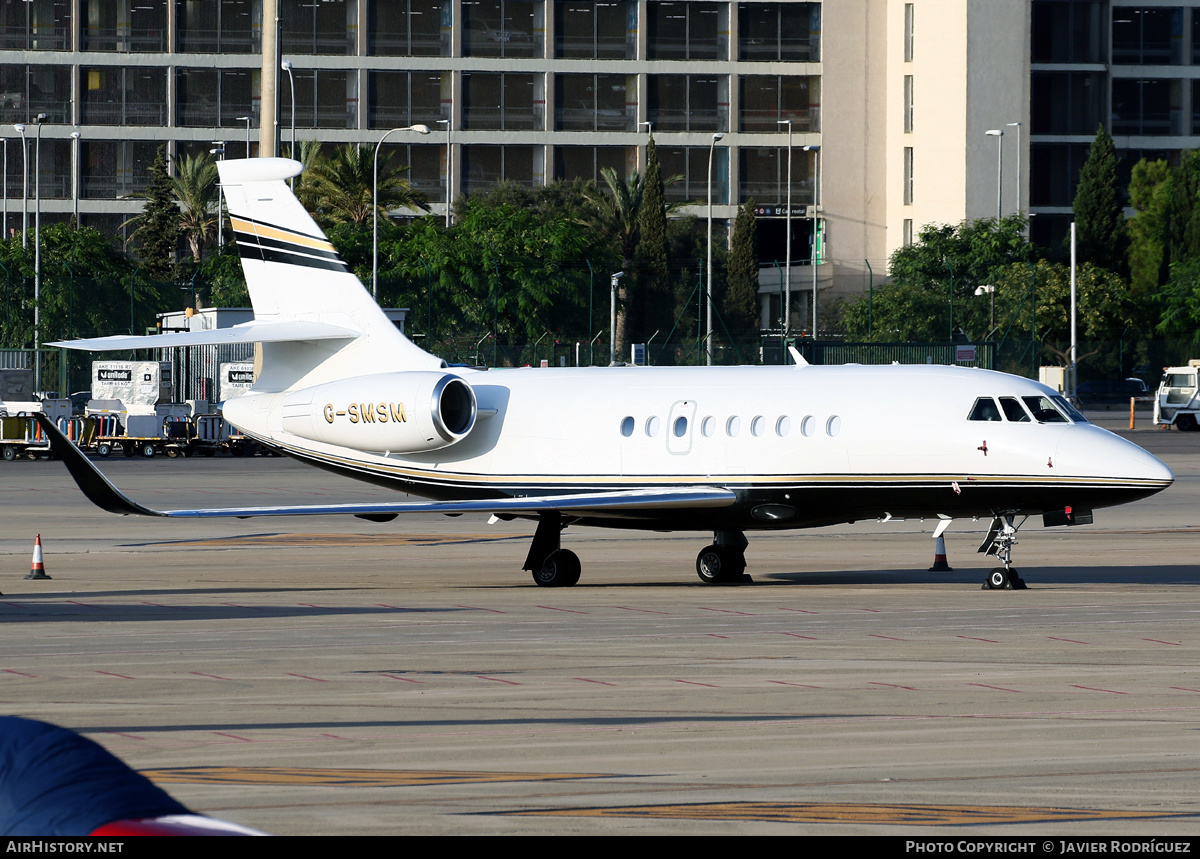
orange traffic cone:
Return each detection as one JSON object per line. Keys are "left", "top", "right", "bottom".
{"left": 928, "top": 534, "right": 953, "bottom": 572}
{"left": 26, "top": 534, "right": 51, "bottom": 580}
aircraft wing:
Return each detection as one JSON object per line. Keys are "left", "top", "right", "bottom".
{"left": 47, "top": 321, "right": 361, "bottom": 352}
{"left": 35, "top": 414, "right": 736, "bottom": 520}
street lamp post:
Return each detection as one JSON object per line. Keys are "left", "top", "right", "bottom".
{"left": 974, "top": 284, "right": 996, "bottom": 338}
{"left": 610, "top": 272, "right": 623, "bottom": 365}
{"left": 1006, "top": 121, "right": 1021, "bottom": 217}
{"left": 778, "top": 120, "right": 792, "bottom": 341}
{"left": 33, "top": 113, "right": 46, "bottom": 391}
{"left": 2, "top": 137, "right": 7, "bottom": 240}
{"left": 986, "top": 129, "right": 1004, "bottom": 222}
{"left": 70, "top": 131, "right": 81, "bottom": 227}
{"left": 236, "top": 116, "right": 252, "bottom": 157}
{"left": 14, "top": 123, "right": 26, "bottom": 249}
{"left": 280, "top": 60, "right": 296, "bottom": 185}
{"left": 803, "top": 144, "right": 821, "bottom": 336}
{"left": 210, "top": 143, "right": 225, "bottom": 249}
{"left": 435, "top": 119, "right": 451, "bottom": 228}
{"left": 706, "top": 132, "right": 724, "bottom": 366}
{"left": 372, "top": 125, "right": 432, "bottom": 299}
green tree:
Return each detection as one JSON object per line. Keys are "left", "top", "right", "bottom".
{"left": 1168, "top": 149, "right": 1200, "bottom": 265}
{"left": 305, "top": 143, "right": 429, "bottom": 227}
{"left": 126, "top": 146, "right": 177, "bottom": 279}
{"left": 1159, "top": 258, "right": 1200, "bottom": 345}
{"left": 170, "top": 152, "right": 220, "bottom": 265}
{"left": 637, "top": 136, "right": 670, "bottom": 341}
{"left": 1127, "top": 158, "right": 1172, "bottom": 298}
{"left": 1072, "top": 125, "right": 1127, "bottom": 275}
{"left": 584, "top": 167, "right": 644, "bottom": 355}
{"left": 724, "top": 200, "right": 759, "bottom": 336}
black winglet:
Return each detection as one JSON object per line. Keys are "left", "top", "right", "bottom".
{"left": 34, "top": 413, "right": 165, "bottom": 517}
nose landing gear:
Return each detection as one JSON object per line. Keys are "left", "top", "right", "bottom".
{"left": 978, "top": 513, "right": 1028, "bottom": 590}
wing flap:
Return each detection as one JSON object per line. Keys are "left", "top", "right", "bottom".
{"left": 34, "top": 415, "right": 735, "bottom": 520}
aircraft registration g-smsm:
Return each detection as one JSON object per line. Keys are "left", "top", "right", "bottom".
{"left": 42, "top": 157, "right": 1174, "bottom": 590}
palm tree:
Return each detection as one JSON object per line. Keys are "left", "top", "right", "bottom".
{"left": 585, "top": 168, "right": 644, "bottom": 357}
{"left": 305, "top": 143, "right": 429, "bottom": 227}
{"left": 170, "top": 153, "right": 220, "bottom": 264}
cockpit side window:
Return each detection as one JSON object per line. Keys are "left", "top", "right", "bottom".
{"left": 1022, "top": 395, "right": 1068, "bottom": 423}
{"left": 999, "top": 397, "right": 1031, "bottom": 422}
{"left": 1052, "top": 395, "right": 1087, "bottom": 423}
{"left": 968, "top": 398, "right": 1002, "bottom": 421}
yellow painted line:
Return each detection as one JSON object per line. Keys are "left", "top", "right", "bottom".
{"left": 520, "top": 802, "right": 1185, "bottom": 825}
{"left": 155, "top": 533, "right": 521, "bottom": 548}
{"left": 141, "top": 766, "right": 601, "bottom": 787}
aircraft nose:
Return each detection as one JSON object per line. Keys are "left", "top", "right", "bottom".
{"left": 1054, "top": 425, "right": 1174, "bottom": 487}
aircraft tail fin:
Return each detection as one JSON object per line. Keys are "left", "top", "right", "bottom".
{"left": 216, "top": 158, "right": 443, "bottom": 391}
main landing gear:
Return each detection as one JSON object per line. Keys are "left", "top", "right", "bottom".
{"left": 695, "top": 529, "right": 750, "bottom": 585}
{"left": 525, "top": 511, "right": 580, "bottom": 587}
{"left": 978, "top": 513, "right": 1028, "bottom": 590}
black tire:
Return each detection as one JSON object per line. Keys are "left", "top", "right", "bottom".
{"left": 986, "top": 567, "right": 1009, "bottom": 590}
{"left": 96, "top": 442, "right": 112, "bottom": 458}
{"left": 1177, "top": 414, "right": 1198, "bottom": 432}
{"left": 141, "top": 443, "right": 156, "bottom": 458}
{"left": 122, "top": 443, "right": 134, "bottom": 457}
{"left": 2, "top": 445, "right": 15, "bottom": 462}
{"left": 696, "top": 545, "right": 725, "bottom": 584}
{"left": 532, "top": 549, "right": 582, "bottom": 587}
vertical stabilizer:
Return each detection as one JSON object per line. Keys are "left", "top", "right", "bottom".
{"left": 215, "top": 157, "right": 443, "bottom": 391}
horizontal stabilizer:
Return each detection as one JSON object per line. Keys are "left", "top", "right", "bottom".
{"left": 49, "top": 321, "right": 361, "bottom": 352}
{"left": 35, "top": 415, "right": 736, "bottom": 520}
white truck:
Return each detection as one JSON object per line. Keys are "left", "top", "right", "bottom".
{"left": 1153, "top": 360, "right": 1200, "bottom": 431}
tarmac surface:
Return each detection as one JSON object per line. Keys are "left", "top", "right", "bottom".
{"left": 1, "top": 412, "right": 1198, "bottom": 836}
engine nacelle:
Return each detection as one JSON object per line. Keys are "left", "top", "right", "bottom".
{"left": 281, "top": 371, "right": 476, "bottom": 453}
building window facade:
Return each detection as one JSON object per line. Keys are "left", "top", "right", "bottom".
{"left": 647, "top": 75, "right": 726, "bottom": 132}
{"left": 0, "top": 0, "right": 71, "bottom": 51}
{"left": 281, "top": 0, "right": 355, "bottom": 55}
{"left": 462, "top": 144, "right": 540, "bottom": 193}
{"left": 555, "top": 74, "right": 634, "bottom": 131}
{"left": 81, "top": 67, "right": 168, "bottom": 127}
{"left": 368, "top": 71, "right": 447, "bottom": 130}
{"left": 1112, "top": 6, "right": 1184, "bottom": 65}
{"left": 659, "top": 147, "right": 729, "bottom": 205}
{"left": 555, "top": 0, "right": 635, "bottom": 59}
{"left": 463, "top": 0, "right": 543, "bottom": 58}
{"left": 738, "top": 147, "right": 812, "bottom": 205}
{"left": 285, "top": 70, "right": 357, "bottom": 129}
{"left": 553, "top": 146, "right": 636, "bottom": 184}
{"left": 176, "top": 0, "right": 260, "bottom": 54}
{"left": 81, "top": 0, "right": 168, "bottom": 52}
{"left": 740, "top": 75, "right": 818, "bottom": 133}
{"left": 463, "top": 73, "right": 542, "bottom": 130}
{"left": 647, "top": 2, "right": 726, "bottom": 60}
{"left": 903, "top": 74, "right": 913, "bottom": 133}
{"left": 738, "top": 2, "right": 820, "bottom": 62}
{"left": 903, "top": 146, "right": 913, "bottom": 205}
{"left": 0, "top": 64, "right": 72, "bottom": 125}
{"left": 177, "top": 68, "right": 257, "bottom": 128}
{"left": 368, "top": 0, "right": 449, "bottom": 56}
{"left": 1112, "top": 77, "right": 1183, "bottom": 135}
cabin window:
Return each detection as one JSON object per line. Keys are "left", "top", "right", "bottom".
{"left": 726, "top": 416, "right": 741, "bottom": 437}
{"left": 620, "top": 416, "right": 634, "bottom": 436}
{"left": 751, "top": 415, "right": 766, "bottom": 436}
{"left": 968, "top": 398, "right": 1002, "bottom": 421}
{"left": 999, "top": 397, "right": 1030, "bottom": 422}
{"left": 776, "top": 416, "right": 791, "bottom": 436}
{"left": 646, "top": 416, "right": 661, "bottom": 437}
{"left": 673, "top": 416, "right": 688, "bottom": 437}
{"left": 826, "top": 415, "right": 841, "bottom": 437}
{"left": 1052, "top": 395, "right": 1088, "bottom": 423}
{"left": 1022, "top": 395, "right": 1068, "bottom": 423}
{"left": 701, "top": 416, "right": 716, "bottom": 436}
{"left": 801, "top": 415, "right": 816, "bottom": 437}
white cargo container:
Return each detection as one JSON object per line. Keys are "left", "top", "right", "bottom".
{"left": 91, "top": 362, "right": 173, "bottom": 413}
{"left": 219, "top": 362, "right": 255, "bottom": 402}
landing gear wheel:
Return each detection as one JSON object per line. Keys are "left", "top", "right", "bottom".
{"left": 984, "top": 567, "right": 1027, "bottom": 590}
{"left": 696, "top": 545, "right": 746, "bottom": 584}
{"left": 141, "top": 443, "right": 156, "bottom": 458}
{"left": 532, "top": 549, "right": 581, "bottom": 587}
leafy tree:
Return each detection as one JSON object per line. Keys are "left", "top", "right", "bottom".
{"left": 724, "top": 200, "right": 759, "bottom": 335}
{"left": 584, "top": 167, "right": 644, "bottom": 355}
{"left": 1159, "top": 258, "right": 1200, "bottom": 345}
{"left": 1127, "top": 158, "right": 1172, "bottom": 299}
{"left": 194, "top": 244, "right": 249, "bottom": 308}
{"left": 305, "top": 143, "right": 429, "bottom": 227}
{"left": 126, "top": 146, "right": 177, "bottom": 279}
{"left": 637, "top": 136, "right": 670, "bottom": 341}
{"left": 1168, "top": 149, "right": 1200, "bottom": 265}
{"left": 171, "top": 152, "right": 220, "bottom": 265}
{"left": 1072, "top": 125, "right": 1127, "bottom": 275}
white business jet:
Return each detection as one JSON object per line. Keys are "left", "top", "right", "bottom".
{"left": 42, "top": 158, "right": 1174, "bottom": 590}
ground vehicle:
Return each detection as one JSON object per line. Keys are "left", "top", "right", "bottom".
{"left": 1153, "top": 362, "right": 1200, "bottom": 430}
{"left": 1074, "top": 379, "right": 1149, "bottom": 407}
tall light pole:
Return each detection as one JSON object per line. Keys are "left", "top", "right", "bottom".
{"left": 69, "top": 131, "right": 81, "bottom": 227}
{"left": 610, "top": 271, "right": 622, "bottom": 364}
{"left": 236, "top": 115, "right": 251, "bottom": 157}
{"left": 986, "top": 128, "right": 1004, "bottom": 222}
{"left": 2, "top": 137, "right": 7, "bottom": 240}
{"left": 778, "top": 120, "right": 793, "bottom": 340}
{"left": 435, "top": 118, "right": 451, "bottom": 228}
{"left": 280, "top": 59, "right": 296, "bottom": 186}
{"left": 1006, "top": 121, "right": 1022, "bottom": 217}
{"left": 803, "top": 144, "right": 820, "bottom": 337}
{"left": 210, "top": 143, "right": 225, "bottom": 249}
{"left": 14, "top": 123, "right": 26, "bottom": 248}
{"left": 705, "top": 132, "right": 724, "bottom": 366}
{"left": 33, "top": 113, "right": 46, "bottom": 391}
{"left": 373, "top": 124, "right": 432, "bottom": 298}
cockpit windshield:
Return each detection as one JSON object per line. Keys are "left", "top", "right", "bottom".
{"left": 1052, "top": 395, "right": 1087, "bottom": 423}
{"left": 1022, "top": 395, "right": 1069, "bottom": 423}
{"left": 967, "top": 394, "right": 1085, "bottom": 424}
